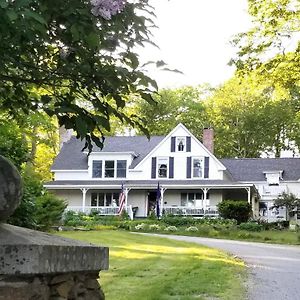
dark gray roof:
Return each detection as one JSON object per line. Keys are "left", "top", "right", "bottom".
{"left": 52, "top": 135, "right": 165, "bottom": 170}
{"left": 221, "top": 158, "right": 300, "bottom": 182}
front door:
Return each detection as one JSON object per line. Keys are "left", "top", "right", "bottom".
{"left": 147, "top": 191, "right": 157, "bottom": 216}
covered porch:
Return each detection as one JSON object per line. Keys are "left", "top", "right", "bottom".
{"left": 44, "top": 180, "right": 258, "bottom": 218}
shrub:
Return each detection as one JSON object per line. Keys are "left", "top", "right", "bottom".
{"left": 63, "top": 211, "right": 87, "bottom": 227}
{"left": 217, "top": 200, "right": 251, "bottom": 224}
{"left": 35, "top": 193, "right": 67, "bottom": 230}
{"left": 135, "top": 223, "right": 147, "bottom": 230}
{"left": 259, "top": 220, "right": 289, "bottom": 230}
{"left": 185, "top": 226, "right": 198, "bottom": 232}
{"left": 164, "top": 226, "right": 177, "bottom": 232}
{"left": 149, "top": 224, "right": 161, "bottom": 231}
{"left": 238, "top": 222, "right": 263, "bottom": 232}
{"left": 161, "top": 215, "right": 195, "bottom": 227}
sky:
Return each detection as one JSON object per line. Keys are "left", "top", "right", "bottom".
{"left": 139, "top": 0, "right": 252, "bottom": 89}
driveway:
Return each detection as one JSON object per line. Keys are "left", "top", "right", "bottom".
{"left": 147, "top": 234, "right": 300, "bottom": 300}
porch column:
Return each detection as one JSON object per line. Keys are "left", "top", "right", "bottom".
{"left": 160, "top": 188, "right": 166, "bottom": 216}
{"left": 80, "top": 188, "right": 89, "bottom": 213}
{"left": 202, "top": 188, "right": 209, "bottom": 211}
{"left": 245, "top": 187, "right": 251, "bottom": 204}
{"left": 125, "top": 188, "right": 130, "bottom": 208}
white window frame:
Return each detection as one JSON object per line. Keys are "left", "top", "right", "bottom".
{"left": 157, "top": 157, "right": 169, "bottom": 178}
{"left": 181, "top": 192, "right": 210, "bottom": 207}
{"left": 192, "top": 157, "right": 204, "bottom": 178}
{"left": 91, "top": 192, "right": 120, "bottom": 207}
{"left": 176, "top": 136, "right": 186, "bottom": 152}
{"left": 91, "top": 159, "right": 127, "bottom": 179}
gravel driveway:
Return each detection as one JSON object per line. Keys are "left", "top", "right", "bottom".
{"left": 145, "top": 234, "right": 300, "bottom": 300}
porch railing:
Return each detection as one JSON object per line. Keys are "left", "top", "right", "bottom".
{"left": 66, "top": 205, "right": 218, "bottom": 217}
{"left": 163, "top": 206, "right": 218, "bottom": 216}
{"left": 67, "top": 206, "right": 119, "bottom": 215}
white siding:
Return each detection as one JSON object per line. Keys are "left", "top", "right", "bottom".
{"left": 133, "top": 125, "right": 224, "bottom": 180}
{"left": 54, "top": 171, "right": 88, "bottom": 181}
{"left": 54, "top": 190, "right": 82, "bottom": 207}
{"left": 128, "top": 190, "right": 147, "bottom": 217}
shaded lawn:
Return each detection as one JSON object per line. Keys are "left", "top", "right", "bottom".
{"left": 58, "top": 230, "right": 246, "bottom": 300}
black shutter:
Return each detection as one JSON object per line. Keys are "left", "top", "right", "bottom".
{"left": 171, "top": 136, "right": 176, "bottom": 152}
{"left": 169, "top": 157, "right": 174, "bottom": 178}
{"left": 151, "top": 157, "right": 157, "bottom": 179}
{"left": 186, "top": 157, "right": 191, "bottom": 178}
{"left": 204, "top": 157, "right": 209, "bottom": 178}
{"left": 186, "top": 136, "right": 191, "bottom": 152}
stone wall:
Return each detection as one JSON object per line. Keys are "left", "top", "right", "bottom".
{"left": 0, "top": 271, "right": 104, "bottom": 300}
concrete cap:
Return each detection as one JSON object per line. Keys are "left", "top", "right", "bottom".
{"left": 0, "top": 156, "right": 23, "bottom": 221}
{"left": 0, "top": 224, "right": 109, "bottom": 275}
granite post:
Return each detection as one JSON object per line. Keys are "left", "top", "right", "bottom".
{"left": 0, "top": 155, "right": 109, "bottom": 300}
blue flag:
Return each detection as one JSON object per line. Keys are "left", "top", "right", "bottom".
{"left": 156, "top": 182, "right": 161, "bottom": 219}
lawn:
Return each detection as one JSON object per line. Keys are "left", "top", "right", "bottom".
{"left": 58, "top": 230, "right": 246, "bottom": 300}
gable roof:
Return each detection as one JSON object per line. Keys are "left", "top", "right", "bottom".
{"left": 221, "top": 158, "right": 300, "bottom": 182}
{"left": 133, "top": 123, "right": 226, "bottom": 170}
{"left": 51, "top": 135, "right": 165, "bottom": 170}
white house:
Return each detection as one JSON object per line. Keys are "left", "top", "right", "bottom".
{"left": 45, "top": 124, "right": 300, "bottom": 222}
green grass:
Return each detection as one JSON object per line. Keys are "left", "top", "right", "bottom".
{"left": 159, "top": 228, "right": 300, "bottom": 245}
{"left": 58, "top": 230, "right": 246, "bottom": 300}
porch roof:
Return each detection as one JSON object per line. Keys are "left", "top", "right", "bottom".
{"left": 44, "top": 179, "right": 255, "bottom": 190}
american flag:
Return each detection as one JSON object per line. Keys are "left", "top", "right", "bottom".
{"left": 118, "top": 183, "right": 126, "bottom": 215}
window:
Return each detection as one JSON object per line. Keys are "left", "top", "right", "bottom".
{"left": 105, "top": 160, "right": 115, "bottom": 178}
{"left": 192, "top": 157, "right": 204, "bottom": 178}
{"left": 91, "top": 193, "right": 104, "bottom": 206}
{"left": 117, "top": 160, "right": 127, "bottom": 178}
{"left": 157, "top": 157, "right": 168, "bottom": 178}
{"left": 92, "top": 159, "right": 127, "bottom": 178}
{"left": 264, "top": 172, "right": 281, "bottom": 186}
{"left": 91, "top": 192, "right": 119, "bottom": 207}
{"left": 176, "top": 137, "right": 185, "bottom": 151}
{"left": 92, "top": 161, "right": 102, "bottom": 178}
{"left": 181, "top": 192, "right": 209, "bottom": 206}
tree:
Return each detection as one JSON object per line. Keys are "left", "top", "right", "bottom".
{"left": 136, "top": 85, "right": 212, "bottom": 138}
{"left": 207, "top": 75, "right": 298, "bottom": 158}
{"left": 231, "top": 0, "right": 300, "bottom": 109}
{"left": 0, "top": 0, "right": 160, "bottom": 151}
{"left": 273, "top": 192, "right": 300, "bottom": 219}
{"left": 0, "top": 114, "right": 28, "bottom": 169}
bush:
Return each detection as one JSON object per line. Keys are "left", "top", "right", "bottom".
{"left": 135, "top": 223, "right": 147, "bottom": 230}
{"left": 161, "top": 215, "right": 195, "bottom": 227}
{"left": 217, "top": 200, "right": 251, "bottom": 224}
{"left": 164, "top": 226, "right": 177, "bottom": 232}
{"left": 259, "top": 220, "right": 289, "bottom": 230}
{"left": 149, "top": 224, "right": 161, "bottom": 231}
{"left": 238, "top": 222, "right": 263, "bottom": 232}
{"left": 35, "top": 193, "right": 67, "bottom": 230}
{"left": 185, "top": 226, "right": 198, "bottom": 232}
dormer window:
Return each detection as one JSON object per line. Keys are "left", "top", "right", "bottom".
{"left": 264, "top": 171, "right": 283, "bottom": 186}
{"left": 176, "top": 137, "right": 185, "bottom": 151}
{"left": 157, "top": 157, "right": 168, "bottom": 178}
{"left": 92, "top": 159, "right": 127, "bottom": 178}
{"left": 105, "top": 160, "right": 115, "bottom": 178}
{"left": 92, "top": 160, "right": 102, "bottom": 178}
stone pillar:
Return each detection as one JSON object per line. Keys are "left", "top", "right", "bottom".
{"left": 0, "top": 155, "right": 108, "bottom": 300}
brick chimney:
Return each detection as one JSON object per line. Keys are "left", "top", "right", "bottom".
{"left": 59, "top": 126, "right": 73, "bottom": 149}
{"left": 202, "top": 128, "right": 214, "bottom": 153}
